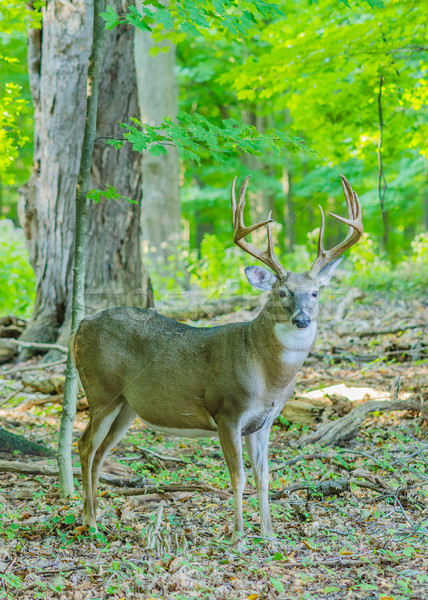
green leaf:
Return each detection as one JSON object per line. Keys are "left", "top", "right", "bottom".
{"left": 156, "top": 7, "right": 174, "bottom": 30}
{"left": 86, "top": 186, "right": 138, "bottom": 205}
{"left": 64, "top": 514, "right": 75, "bottom": 524}
{"left": 363, "top": 0, "right": 385, "bottom": 7}
{"left": 100, "top": 6, "right": 119, "bottom": 30}
{"left": 270, "top": 578, "right": 284, "bottom": 593}
{"left": 149, "top": 144, "right": 168, "bottom": 156}
{"left": 106, "top": 139, "right": 124, "bottom": 149}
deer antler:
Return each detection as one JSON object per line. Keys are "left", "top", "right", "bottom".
{"left": 231, "top": 176, "right": 288, "bottom": 280}
{"left": 310, "top": 175, "right": 363, "bottom": 276}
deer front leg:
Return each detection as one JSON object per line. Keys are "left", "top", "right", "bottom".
{"left": 217, "top": 420, "right": 246, "bottom": 544}
{"left": 245, "top": 423, "right": 274, "bottom": 538}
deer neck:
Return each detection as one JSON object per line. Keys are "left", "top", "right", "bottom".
{"left": 249, "top": 295, "right": 317, "bottom": 370}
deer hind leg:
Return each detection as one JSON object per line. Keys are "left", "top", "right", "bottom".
{"left": 217, "top": 420, "right": 246, "bottom": 545}
{"left": 90, "top": 403, "right": 136, "bottom": 512}
{"left": 245, "top": 423, "right": 274, "bottom": 538}
{"left": 78, "top": 400, "right": 124, "bottom": 528}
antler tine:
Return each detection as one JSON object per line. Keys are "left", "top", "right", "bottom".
{"left": 231, "top": 176, "right": 288, "bottom": 280}
{"left": 310, "top": 175, "right": 363, "bottom": 276}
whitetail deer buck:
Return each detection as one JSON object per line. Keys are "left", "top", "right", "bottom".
{"left": 73, "top": 175, "right": 362, "bottom": 544}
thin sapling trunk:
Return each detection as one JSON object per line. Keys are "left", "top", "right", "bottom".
{"left": 58, "top": 0, "right": 106, "bottom": 498}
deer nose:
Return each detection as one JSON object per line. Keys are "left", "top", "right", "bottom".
{"left": 292, "top": 313, "right": 311, "bottom": 329}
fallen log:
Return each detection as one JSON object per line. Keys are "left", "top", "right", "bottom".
{"left": 0, "top": 340, "right": 18, "bottom": 365}
{"left": 0, "top": 428, "right": 53, "bottom": 457}
{"left": 16, "top": 394, "right": 88, "bottom": 412}
{"left": 272, "top": 469, "right": 396, "bottom": 500}
{"left": 0, "top": 459, "right": 141, "bottom": 487}
{"left": 297, "top": 395, "right": 426, "bottom": 447}
{"left": 281, "top": 393, "right": 354, "bottom": 425}
{"left": 281, "top": 396, "right": 327, "bottom": 424}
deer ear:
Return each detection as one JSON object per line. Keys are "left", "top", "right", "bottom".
{"left": 245, "top": 266, "right": 278, "bottom": 290}
{"left": 318, "top": 256, "right": 344, "bottom": 286}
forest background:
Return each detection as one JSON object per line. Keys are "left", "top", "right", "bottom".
{"left": 0, "top": 2, "right": 427, "bottom": 598}
{"left": 1, "top": 0, "right": 427, "bottom": 322}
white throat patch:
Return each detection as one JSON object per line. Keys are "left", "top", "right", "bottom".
{"left": 274, "top": 321, "right": 317, "bottom": 365}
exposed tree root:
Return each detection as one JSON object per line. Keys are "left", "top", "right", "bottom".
{"left": 297, "top": 395, "right": 426, "bottom": 447}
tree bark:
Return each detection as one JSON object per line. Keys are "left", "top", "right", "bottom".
{"left": 377, "top": 73, "right": 388, "bottom": 252}
{"left": 282, "top": 165, "right": 295, "bottom": 252}
{"left": 19, "top": 0, "right": 152, "bottom": 353}
{"left": 134, "top": 1, "right": 180, "bottom": 261}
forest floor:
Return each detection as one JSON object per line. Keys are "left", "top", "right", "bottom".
{"left": 0, "top": 288, "right": 427, "bottom": 600}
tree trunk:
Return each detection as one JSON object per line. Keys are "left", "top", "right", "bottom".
{"left": 423, "top": 171, "right": 428, "bottom": 232}
{"left": 134, "top": 1, "right": 180, "bottom": 262}
{"left": 282, "top": 166, "right": 295, "bottom": 252}
{"left": 19, "top": 0, "right": 152, "bottom": 353}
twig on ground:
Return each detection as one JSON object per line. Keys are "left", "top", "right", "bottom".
{"left": 0, "top": 385, "right": 25, "bottom": 407}
{"left": 280, "top": 556, "right": 401, "bottom": 567}
{"left": 339, "top": 323, "right": 427, "bottom": 338}
{"left": 1, "top": 358, "right": 66, "bottom": 376}
{"left": 271, "top": 449, "right": 383, "bottom": 473}
{"left": 5, "top": 339, "right": 68, "bottom": 353}
{"left": 310, "top": 348, "right": 426, "bottom": 363}
{"left": 137, "top": 445, "right": 188, "bottom": 464}
{"left": 272, "top": 471, "right": 398, "bottom": 500}
{"left": 115, "top": 483, "right": 231, "bottom": 499}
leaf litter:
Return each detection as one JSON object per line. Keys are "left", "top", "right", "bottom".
{"left": 0, "top": 289, "right": 427, "bottom": 599}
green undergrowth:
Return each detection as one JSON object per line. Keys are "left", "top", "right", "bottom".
{"left": 1, "top": 220, "right": 427, "bottom": 321}
{"left": 146, "top": 229, "right": 428, "bottom": 301}
{"left": 0, "top": 219, "right": 35, "bottom": 317}
{"left": 0, "top": 417, "right": 426, "bottom": 599}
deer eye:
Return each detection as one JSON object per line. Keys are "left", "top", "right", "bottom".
{"left": 278, "top": 290, "right": 286, "bottom": 298}
{"left": 312, "top": 291, "right": 319, "bottom": 298}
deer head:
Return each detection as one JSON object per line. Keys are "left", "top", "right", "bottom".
{"left": 231, "top": 174, "right": 363, "bottom": 329}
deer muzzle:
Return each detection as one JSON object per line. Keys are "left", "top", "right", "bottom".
{"left": 291, "top": 312, "right": 311, "bottom": 329}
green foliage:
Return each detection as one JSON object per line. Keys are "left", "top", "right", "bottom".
{"left": 144, "top": 235, "right": 252, "bottom": 299}
{"left": 120, "top": 111, "right": 303, "bottom": 165}
{"left": 0, "top": 219, "right": 35, "bottom": 317}
{"left": 0, "top": 0, "right": 40, "bottom": 218}
{"left": 175, "top": 0, "right": 427, "bottom": 260}
{"left": 86, "top": 186, "right": 138, "bottom": 205}
{"left": 0, "top": 82, "right": 31, "bottom": 185}
{"left": 147, "top": 230, "right": 317, "bottom": 299}
{"left": 0, "top": 0, "right": 43, "bottom": 34}
{"left": 1, "top": 0, "right": 427, "bottom": 314}
{"left": 194, "top": 233, "right": 249, "bottom": 294}
{"left": 102, "top": 0, "right": 283, "bottom": 39}
{"left": 143, "top": 239, "right": 197, "bottom": 295}
{"left": 147, "top": 226, "right": 428, "bottom": 301}
{"left": 222, "top": 0, "right": 428, "bottom": 166}
{"left": 347, "top": 231, "right": 428, "bottom": 290}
